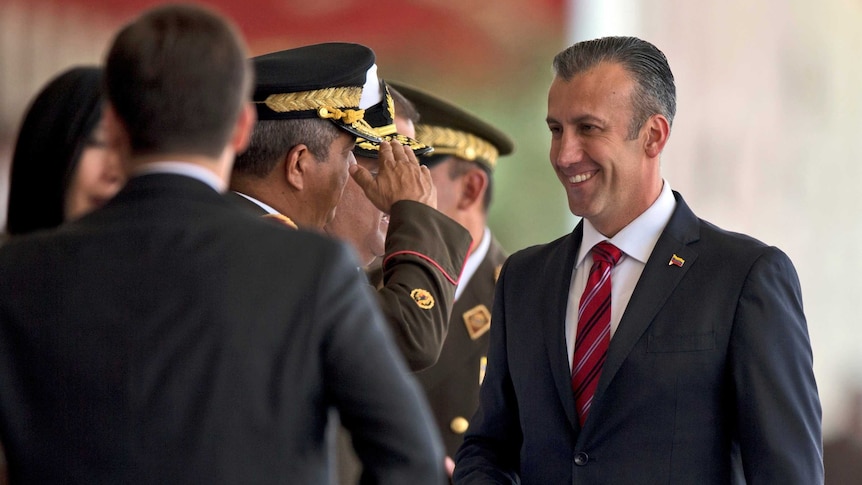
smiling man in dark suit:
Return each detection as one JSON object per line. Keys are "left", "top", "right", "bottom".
{"left": 0, "top": 4, "right": 443, "bottom": 483}
{"left": 454, "top": 36, "right": 822, "bottom": 484}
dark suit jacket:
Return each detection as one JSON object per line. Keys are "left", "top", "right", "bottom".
{"left": 0, "top": 173, "right": 443, "bottom": 484}
{"left": 454, "top": 191, "right": 822, "bottom": 484}
{"left": 416, "top": 237, "right": 507, "bottom": 458}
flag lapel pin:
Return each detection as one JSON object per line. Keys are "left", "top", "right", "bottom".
{"left": 669, "top": 254, "right": 685, "bottom": 267}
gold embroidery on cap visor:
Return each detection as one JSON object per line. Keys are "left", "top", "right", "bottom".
{"left": 410, "top": 288, "right": 435, "bottom": 310}
{"left": 416, "top": 125, "right": 500, "bottom": 170}
{"left": 353, "top": 86, "right": 432, "bottom": 156}
{"left": 257, "top": 86, "right": 381, "bottom": 142}
{"left": 355, "top": 134, "right": 433, "bottom": 156}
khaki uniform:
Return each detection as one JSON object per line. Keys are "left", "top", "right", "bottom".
{"left": 414, "top": 237, "right": 507, "bottom": 458}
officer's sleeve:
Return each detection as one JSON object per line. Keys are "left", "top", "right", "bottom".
{"left": 375, "top": 200, "right": 472, "bottom": 371}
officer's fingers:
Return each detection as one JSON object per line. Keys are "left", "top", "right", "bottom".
{"left": 388, "top": 140, "right": 406, "bottom": 163}
{"left": 419, "top": 163, "right": 432, "bottom": 179}
{"left": 402, "top": 144, "right": 420, "bottom": 165}
{"left": 349, "top": 163, "right": 375, "bottom": 192}
{"left": 377, "top": 140, "right": 395, "bottom": 167}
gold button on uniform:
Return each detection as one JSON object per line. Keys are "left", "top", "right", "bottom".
{"left": 450, "top": 416, "right": 469, "bottom": 435}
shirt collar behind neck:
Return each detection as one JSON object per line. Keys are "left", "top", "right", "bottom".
{"left": 132, "top": 161, "right": 226, "bottom": 193}
{"left": 232, "top": 191, "right": 279, "bottom": 215}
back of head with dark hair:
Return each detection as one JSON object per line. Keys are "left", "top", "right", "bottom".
{"left": 104, "top": 3, "right": 252, "bottom": 158}
{"left": 552, "top": 36, "right": 676, "bottom": 139}
{"left": 233, "top": 118, "right": 339, "bottom": 178}
{"left": 6, "top": 66, "right": 103, "bottom": 235}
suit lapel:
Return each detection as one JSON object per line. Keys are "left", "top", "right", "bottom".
{"left": 590, "top": 192, "right": 701, "bottom": 410}
{"left": 543, "top": 225, "right": 582, "bottom": 431}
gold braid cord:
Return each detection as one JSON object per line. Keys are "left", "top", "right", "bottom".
{"left": 416, "top": 125, "right": 499, "bottom": 169}
{"left": 318, "top": 107, "right": 365, "bottom": 125}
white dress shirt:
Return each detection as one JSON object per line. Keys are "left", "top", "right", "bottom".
{"left": 232, "top": 191, "right": 280, "bottom": 215}
{"left": 133, "top": 161, "right": 226, "bottom": 193}
{"left": 454, "top": 227, "right": 491, "bottom": 302}
{"left": 565, "top": 180, "right": 677, "bottom": 371}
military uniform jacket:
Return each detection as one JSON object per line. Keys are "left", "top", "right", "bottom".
{"left": 0, "top": 174, "right": 444, "bottom": 484}
{"left": 416, "top": 236, "right": 507, "bottom": 458}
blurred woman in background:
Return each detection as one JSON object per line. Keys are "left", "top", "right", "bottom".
{"left": 5, "top": 65, "right": 123, "bottom": 236}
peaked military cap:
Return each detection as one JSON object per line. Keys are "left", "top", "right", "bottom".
{"left": 353, "top": 80, "right": 433, "bottom": 158}
{"left": 252, "top": 43, "right": 382, "bottom": 143}
{"left": 388, "top": 81, "right": 514, "bottom": 171}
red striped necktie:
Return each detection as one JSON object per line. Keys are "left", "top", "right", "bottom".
{"left": 571, "top": 241, "right": 623, "bottom": 426}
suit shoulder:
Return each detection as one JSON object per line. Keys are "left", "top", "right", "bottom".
{"left": 698, "top": 218, "right": 780, "bottom": 254}
{"left": 695, "top": 218, "right": 797, "bottom": 270}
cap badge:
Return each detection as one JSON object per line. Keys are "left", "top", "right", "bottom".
{"left": 410, "top": 288, "right": 435, "bottom": 310}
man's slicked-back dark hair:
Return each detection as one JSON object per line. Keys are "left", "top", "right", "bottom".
{"left": 105, "top": 3, "right": 252, "bottom": 158}
{"left": 553, "top": 36, "right": 676, "bottom": 139}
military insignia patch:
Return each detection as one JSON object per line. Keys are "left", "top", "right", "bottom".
{"left": 410, "top": 289, "right": 435, "bottom": 309}
{"left": 463, "top": 304, "right": 491, "bottom": 340}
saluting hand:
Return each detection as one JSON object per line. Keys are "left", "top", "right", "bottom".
{"left": 349, "top": 140, "right": 436, "bottom": 213}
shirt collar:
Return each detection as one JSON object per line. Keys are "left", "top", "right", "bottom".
{"left": 455, "top": 227, "right": 492, "bottom": 301}
{"left": 577, "top": 180, "right": 676, "bottom": 267}
{"left": 231, "top": 191, "right": 279, "bottom": 215}
{"left": 132, "top": 161, "right": 226, "bottom": 192}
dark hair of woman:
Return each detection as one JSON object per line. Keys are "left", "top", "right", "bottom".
{"left": 6, "top": 66, "right": 104, "bottom": 235}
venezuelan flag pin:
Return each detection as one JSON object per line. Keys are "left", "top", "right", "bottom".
{"left": 669, "top": 254, "right": 685, "bottom": 267}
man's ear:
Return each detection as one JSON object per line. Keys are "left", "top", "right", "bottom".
{"left": 457, "top": 167, "right": 488, "bottom": 210}
{"left": 284, "top": 144, "right": 309, "bottom": 190}
{"left": 232, "top": 102, "right": 256, "bottom": 155}
{"left": 644, "top": 113, "right": 670, "bottom": 159}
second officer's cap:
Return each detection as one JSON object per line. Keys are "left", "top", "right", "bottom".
{"left": 388, "top": 81, "right": 514, "bottom": 171}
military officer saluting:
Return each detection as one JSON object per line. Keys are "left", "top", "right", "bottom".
{"left": 232, "top": 44, "right": 472, "bottom": 372}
